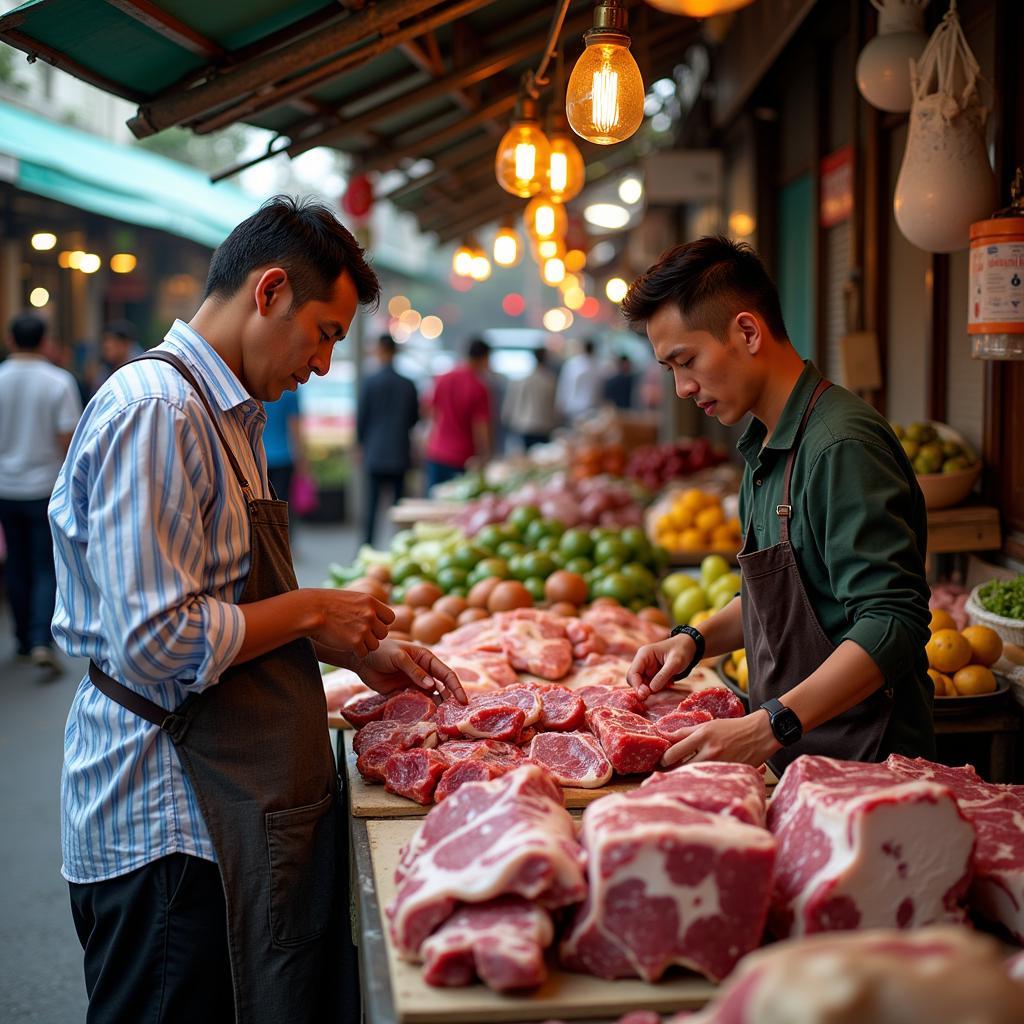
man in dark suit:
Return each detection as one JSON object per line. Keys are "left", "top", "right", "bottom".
{"left": 357, "top": 334, "right": 419, "bottom": 547}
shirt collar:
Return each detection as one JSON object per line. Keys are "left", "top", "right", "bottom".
{"left": 162, "top": 320, "right": 254, "bottom": 413}
{"left": 737, "top": 361, "right": 822, "bottom": 466}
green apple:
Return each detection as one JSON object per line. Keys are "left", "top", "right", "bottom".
{"left": 711, "top": 588, "right": 735, "bottom": 611}
{"left": 672, "top": 587, "right": 708, "bottom": 625}
{"left": 699, "top": 554, "right": 731, "bottom": 589}
{"left": 708, "top": 571, "right": 742, "bottom": 604}
{"left": 662, "top": 571, "right": 700, "bottom": 601}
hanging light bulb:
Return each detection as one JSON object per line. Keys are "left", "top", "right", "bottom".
{"left": 856, "top": 0, "right": 929, "bottom": 113}
{"left": 644, "top": 0, "right": 753, "bottom": 16}
{"left": 542, "top": 257, "right": 566, "bottom": 286}
{"left": 495, "top": 92, "right": 551, "bottom": 197}
{"left": 469, "top": 250, "right": 492, "bottom": 282}
{"left": 453, "top": 241, "right": 475, "bottom": 277}
{"left": 524, "top": 195, "right": 569, "bottom": 243}
{"left": 493, "top": 223, "right": 522, "bottom": 267}
{"left": 546, "top": 110, "right": 586, "bottom": 203}
{"left": 566, "top": 0, "right": 645, "bottom": 145}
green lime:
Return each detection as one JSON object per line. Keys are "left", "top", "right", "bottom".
{"left": 593, "top": 572, "right": 635, "bottom": 603}
{"left": 620, "top": 562, "right": 656, "bottom": 590}
{"left": 523, "top": 576, "right": 547, "bottom": 602}
{"left": 452, "top": 544, "right": 490, "bottom": 572}
{"left": 448, "top": 585, "right": 467, "bottom": 598}
{"left": 434, "top": 552, "right": 461, "bottom": 574}
{"left": 436, "top": 566, "right": 468, "bottom": 591}
{"left": 497, "top": 540, "right": 528, "bottom": 560}
{"left": 522, "top": 552, "right": 557, "bottom": 579}
{"left": 475, "top": 525, "right": 505, "bottom": 552}
{"left": 537, "top": 535, "right": 560, "bottom": 553}
{"left": 392, "top": 560, "right": 425, "bottom": 584}
{"left": 620, "top": 525, "right": 648, "bottom": 554}
{"left": 525, "top": 517, "right": 565, "bottom": 545}
{"left": 590, "top": 526, "right": 617, "bottom": 544}
{"left": 559, "top": 528, "right": 594, "bottom": 560}
{"left": 508, "top": 505, "right": 542, "bottom": 534}
{"left": 507, "top": 554, "right": 528, "bottom": 581}
{"left": 594, "top": 537, "right": 631, "bottom": 564}
{"left": 565, "top": 556, "right": 594, "bottom": 575}
{"left": 475, "top": 557, "right": 509, "bottom": 580}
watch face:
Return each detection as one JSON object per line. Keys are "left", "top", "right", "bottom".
{"left": 774, "top": 707, "right": 803, "bottom": 746}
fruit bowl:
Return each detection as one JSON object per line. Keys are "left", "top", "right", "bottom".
{"left": 893, "top": 420, "right": 982, "bottom": 510}
{"left": 917, "top": 461, "right": 982, "bottom": 510}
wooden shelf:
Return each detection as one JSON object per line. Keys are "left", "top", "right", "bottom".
{"left": 927, "top": 504, "right": 1001, "bottom": 554}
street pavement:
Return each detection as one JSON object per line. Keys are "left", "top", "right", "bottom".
{"left": 0, "top": 520, "right": 361, "bottom": 1023}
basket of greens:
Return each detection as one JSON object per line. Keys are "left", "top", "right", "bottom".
{"left": 966, "top": 576, "right": 1024, "bottom": 647}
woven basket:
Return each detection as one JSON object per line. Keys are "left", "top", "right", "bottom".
{"left": 966, "top": 583, "right": 1024, "bottom": 646}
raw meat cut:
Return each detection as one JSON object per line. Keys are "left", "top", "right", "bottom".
{"left": 654, "top": 708, "right": 713, "bottom": 743}
{"left": 535, "top": 686, "right": 586, "bottom": 731}
{"left": 437, "top": 650, "right": 519, "bottom": 692}
{"left": 384, "top": 748, "right": 449, "bottom": 804}
{"left": 387, "top": 764, "right": 586, "bottom": 958}
{"left": 464, "top": 705, "right": 526, "bottom": 742}
{"left": 352, "top": 719, "right": 437, "bottom": 756}
{"left": 638, "top": 762, "right": 768, "bottom": 827}
{"left": 767, "top": 754, "right": 975, "bottom": 939}
{"left": 674, "top": 687, "right": 746, "bottom": 720}
{"left": 420, "top": 896, "right": 554, "bottom": 991}
{"left": 382, "top": 689, "right": 437, "bottom": 723}
{"left": 323, "top": 668, "right": 372, "bottom": 712}
{"left": 560, "top": 789, "right": 776, "bottom": 982}
{"left": 563, "top": 617, "right": 605, "bottom": 659}
{"left": 884, "top": 754, "right": 1024, "bottom": 944}
{"left": 435, "top": 616, "right": 504, "bottom": 653}
{"left": 500, "top": 610, "right": 573, "bottom": 680}
{"left": 676, "top": 926, "right": 1024, "bottom": 1024}
{"left": 580, "top": 604, "right": 668, "bottom": 656}
{"left": 340, "top": 691, "right": 389, "bottom": 728}
{"left": 435, "top": 687, "right": 541, "bottom": 740}
{"left": 560, "top": 654, "right": 634, "bottom": 690}
{"left": 577, "top": 685, "right": 646, "bottom": 714}
{"left": 528, "top": 731, "right": 613, "bottom": 788}
{"left": 586, "top": 706, "right": 670, "bottom": 774}
{"left": 434, "top": 759, "right": 510, "bottom": 801}
{"left": 438, "top": 738, "right": 525, "bottom": 768}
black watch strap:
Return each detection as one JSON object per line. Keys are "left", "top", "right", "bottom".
{"left": 670, "top": 624, "right": 705, "bottom": 679}
{"left": 760, "top": 698, "right": 804, "bottom": 746}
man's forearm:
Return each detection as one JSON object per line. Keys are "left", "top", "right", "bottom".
{"left": 233, "top": 590, "right": 323, "bottom": 665}
{"left": 782, "top": 639, "right": 884, "bottom": 731}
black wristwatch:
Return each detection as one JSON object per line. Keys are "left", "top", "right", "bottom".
{"left": 760, "top": 698, "right": 803, "bottom": 746}
{"left": 669, "top": 624, "right": 705, "bottom": 680}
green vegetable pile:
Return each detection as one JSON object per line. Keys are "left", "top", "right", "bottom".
{"left": 977, "top": 576, "right": 1024, "bottom": 620}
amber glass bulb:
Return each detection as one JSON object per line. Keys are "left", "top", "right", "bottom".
{"left": 566, "top": 34, "right": 644, "bottom": 145}
{"left": 524, "top": 196, "right": 568, "bottom": 243}
{"left": 493, "top": 226, "right": 521, "bottom": 267}
{"left": 646, "top": 0, "right": 753, "bottom": 16}
{"left": 495, "top": 104, "right": 551, "bottom": 198}
{"left": 547, "top": 130, "right": 586, "bottom": 202}
{"left": 452, "top": 243, "right": 474, "bottom": 277}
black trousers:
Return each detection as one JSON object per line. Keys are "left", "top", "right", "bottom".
{"left": 69, "top": 854, "right": 234, "bottom": 1024}
{"left": 0, "top": 496, "right": 57, "bottom": 653}
{"left": 363, "top": 470, "right": 405, "bottom": 548}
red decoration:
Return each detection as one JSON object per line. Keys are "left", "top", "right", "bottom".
{"left": 580, "top": 297, "right": 600, "bottom": 318}
{"left": 341, "top": 174, "right": 374, "bottom": 219}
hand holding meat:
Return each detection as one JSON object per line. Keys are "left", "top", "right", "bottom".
{"left": 662, "top": 713, "right": 778, "bottom": 768}
{"left": 354, "top": 639, "right": 467, "bottom": 704}
{"left": 308, "top": 588, "right": 394, "bottom": 658}
{"left": 627, "top": 634, "right": 697, "bottom": 700}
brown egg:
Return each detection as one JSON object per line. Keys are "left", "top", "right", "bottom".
{"left": 345, "top": 577, "right": 390, "bottom": 602}
{"left": 549, "top": 601, "right": 579, "bottom": 617}
{"left": 365, "top": 564, "right": 392, "bottom": 584}
{"left": 544, "top": 570, "right": 588, "bottom": 607}
{"left": 638, "top": 606, "right": 670, "bottom": 626}
{"left": 405, "top": 581, "right": 444, "bottom": 608}
{"left": 389, "top": 604, "right": 415, "bottom": 634}
{"left": 411, "top": 611, "right": 457, "bottom": 645}
{"left": 487, "top": 580, "right": 533, "bottom": 613}
{"left": 467, "top": 576, "right": 502, "bottom": 608}
{"left": 590, "top": 596, "right": 620, "bottom": 609}
{"left": 457, "top": 607, "right": 490, "bottom": 626}
{"left": 434, "top": 595, "right": 469, "bottom": 620}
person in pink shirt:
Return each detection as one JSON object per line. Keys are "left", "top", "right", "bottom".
{"left": 424, "top": 338, "right": 492, "bottom": 492}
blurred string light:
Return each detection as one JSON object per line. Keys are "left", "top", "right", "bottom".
{"left": 564, "top": 248, "right": 587, "bottom": 272}
{"left": 618, "top": 177, "right": 643, "bottom": 204}
{"left": 31, "top": 232, "right": 57, "bottom": 251}
{"left": 110, "top": 253, "right": 137, "bottom": 274}
{"left": 542, "top": 256, "right": 566, "bottom": 286}
{"left": 580, "top": 296, "right": 601, "bottom": 318}
{"left": 728, "top": 211, "right": 756, "bottom": 237}
{"left": 494, "top": 92, "right": 550, "bottom": 198}
{"left": 420, "top": 315, "right": 443, "bottom": 339}
{"left": 537, "top": 237, "right": 565, "bottom": 261}
{"left": 29, "top": 286, "right": 49, "bottom": 307}
{"left": 605, "top": 276, "right": 628, "bottom": 302}
{"left": 560, "top": 272, "right": 580, "bottom": 293}
{"left": 469, "top": 253, "right": 492, "bottom": 281}
{"left": 59, "top": 250, "right": 83, "bottom": 269}
{"left": 388, "top": 294, "right": 411, "bottom": 316}
{"left": 524, "top": 195, "right": 567, "bottom": 242}
{"left": 542, "top": 307, "right": 574, "bottom": 331}
{"left": 563, "top": 286, "right": 586, "bottom": 310}
{"left": 584, "top": 203, "right": 630, "bottom": 230}
{"left": 493, "top": 224, "right": 522, "bottom": 267}
{"left": 452, "top": 242, "right": 475, "bottom": 277}
{"left": 78, "top": 253, "right": 101, "bottom": 274}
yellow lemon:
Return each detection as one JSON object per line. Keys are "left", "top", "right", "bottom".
{"left": 951, "top": 664, "right": 997, "bottom": 696}
{"left": 961, "top": 625, "right": 1003, "bottom": 667}
{"left": 926, "top": 629, "right": 972, "bottom": 674}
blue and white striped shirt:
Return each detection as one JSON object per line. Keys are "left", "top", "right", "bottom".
{"left": 51, "top": 321, "right": 270, "bottom": 883}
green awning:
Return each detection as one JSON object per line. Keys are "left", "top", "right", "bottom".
{"left": 0, "top": 103, "right": 257, "bottom": 247}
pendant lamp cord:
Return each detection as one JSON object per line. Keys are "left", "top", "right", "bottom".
{"left": 524, "top": 0, "right": 574, "bottom": 99}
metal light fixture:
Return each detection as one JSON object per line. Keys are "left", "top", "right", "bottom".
{"left": 495, "top": 91, "right": 551, "bottom": 198}
{"left": 566, "top": 0, "right": 645, "bottom": 145}
{"left": 493, "top": 223, "right": 522, "bottom": 267}
{"left": 856, "top": 0, "right": 929, "bottom": 114}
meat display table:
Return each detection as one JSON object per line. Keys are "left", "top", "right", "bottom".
{"left": 350, "top": 816, "right": 717, "bottom": 1024}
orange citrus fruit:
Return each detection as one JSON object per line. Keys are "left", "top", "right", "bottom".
{"left": 951, "top": 664, "right": 997, "bottom": 696}
{"left": 695, "top": 506, "right": 725, "bottom": 532}
{"left": 927, "top": 668, "right": 953, "bottom": 697}
{"left": 926, "top": 629, "right": 972, "bottom": 674}
{"left": 928, "top": 608, "right": 957, "bottom": 633}
{"left": 960, "top": 625, "right": 1003, "bottom": 667}
{"left": 679, "top": 528, "right": 705, "bottom": 551}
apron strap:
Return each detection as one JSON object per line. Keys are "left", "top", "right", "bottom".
{"left": 88, "top": 660, "right": 192, "bottom": 742}
{"left": 778, "top": 378, "right": 832, "bottom": 543}
{"left": 129, "top": 350, "right": 257, "bottom": 504}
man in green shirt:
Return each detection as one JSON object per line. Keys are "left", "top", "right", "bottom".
{"left": 624, "top": 236, "right": 934, "bottom": 773}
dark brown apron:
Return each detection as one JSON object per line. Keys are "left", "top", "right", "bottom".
{"left": 87, "top": 351, "right": 340, "bottom": 1024}
{"left": 739, "top": 378, "right": 893, "bottom": 776}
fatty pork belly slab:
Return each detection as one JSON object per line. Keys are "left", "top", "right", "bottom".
{"left": 885, "top": 755, "right": 1024, "bottom": 944}
{"left": 528, "top": 730, "right": 613, "bottom": 789}
{"left": 386, "top": 764, "right": 586, "bottom": 960}
{"left": 766, "top": 754, "right": 976, "bottom": 939}
{"left": 560, "top": 791, "right": 776, "bottom": 983}
{"left": 639, "top": 762, "right": 768, "bottom": 827}
{"left": 420, "top": 896, "right": 554, "bottom": 991}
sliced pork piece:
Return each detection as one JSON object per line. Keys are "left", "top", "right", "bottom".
{"left": 639, "top": 762, "right": 768, "bottom": 827}
{"left": 420, "top": 896, "right": 554, "bottom": 991}
{"left": 439, "top": 650, "right": 519, "bottom": 693}
{"left": 382, "top": 689, "right": 437, "bottom": 724}
{"left": 579, "top": 604, "right": 668, "bottom": 657}
{"left": 655, "top": 708, "right": 713, "bottom": 743}
{"left": 353, "top": 719, "right": 437, "bottom": 756}
{"left": 384, "top": 748, "right": 450, "bottom": 804}
{"left": 767, "top": 754, "right": 976, "bottom": 939}
{"left": 561, "top": 654, "right": 633, "bottom": 691}
{"left": 576, "top": 685, "right": 645, "bottom": 714}
{"left": 564, "top": 617, "right": 605, "bottom": 659}
{"left": 435, "top": 687, "right": 541, "bottom": 741}
{"left": 675, "top": 687, "right": 746, "bottom": 720}
{"left": 528, "top": 731, "right": 613, "bottom": 789}
{"left": 536, "top": 686, "right": 587, "bottom": 731}
{"left": 464, "top": 705, "right": 526, "bottom": 742}
{"left": 324, "top": 668, "right": 372, "bottom": 713}
{"left": 438, "top": 737, "right": 526, "bottom": 768}
{"left": 435, "top": 759, "right": 510, "bottom": 802}
{"left": 560, "top": 790, "right": 776, "bottom": 982}
{"left": 586, "top": 706, "right": 670, "bottom": 774}
{"left": 340, "top": 691, "right": 389, "bottom": 728}
{"left": 500, "top": 611, "right": 573, "bottom": 680}
{"left": 435, "top": 617, "right": 504, "bottom": 653}
{"left": 386, "top": 765, "right": 587, "bottom": 959}
{"left": 884, "top": 755, "right": 1024, "bottom": 944}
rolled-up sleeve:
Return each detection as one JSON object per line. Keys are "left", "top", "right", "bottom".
{"left": 86, "top": 399, "right": 245, "bottom": 689}
{"left": 807, "top": 438, "right": 931, "bottom": 682}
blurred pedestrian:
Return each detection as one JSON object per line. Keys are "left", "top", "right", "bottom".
{"left": 603, "top": 353, "right": 636, "bottom": 409}
{"left": 503, "top": 347, "right": 558, "bottom": 449}
{"left": 262, "top": 388, "right": 307, "bottom": 536}
{"left": 423, "top": 338, "right": 491, "bottom": 492}
{"left": 91, "top": 319, "right": 143, "bottom": 395}
{"left": 0, "top": 312, "right": 82, "bottom": 672}
{"left": 556, "top": 337, "right": 603, "bottom": 423}
{"left": 357, "top": 334, "right": 419, "bottom": 547}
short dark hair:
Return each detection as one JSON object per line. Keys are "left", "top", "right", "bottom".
{"left": 10, "top": 312, "right": 46, "bottom": 350}
{"left": 103, "top": 319, "right": 137, "bottom": 341}
{"left": 377, "top": 333, "right": 397, "bottom": 354}
{"left": 534, "top": 347, "right": 547, "bottom": 366}
{"left": 467, "top": 338, "right": 490, "bottom": 361}
{"left": 583, "top": 339, "right": 596, "bottom": 356}
{"left": 621, "top": 236, "right": 788, "bottom": 341}
{"left": 204, "top": 195, "right": 380, "bottom": 312}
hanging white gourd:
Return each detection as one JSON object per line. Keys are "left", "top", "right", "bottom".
{"left": 893, "top": 0, "right": 997, "bottom": 253}
{"left": 856, "top": 0, "right": 930, "bottom": 114}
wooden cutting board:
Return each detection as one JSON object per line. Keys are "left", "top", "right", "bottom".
{"left": 367, "top": 818, "right": 717, "bottom": 1023}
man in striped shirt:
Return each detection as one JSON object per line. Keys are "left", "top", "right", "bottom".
{"left": 50, "top": 196, "right": 463, "bottom": 1023}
